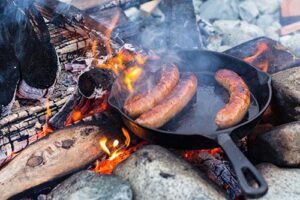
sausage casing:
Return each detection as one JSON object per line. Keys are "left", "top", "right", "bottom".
{"left": 136, "top": 73, "right": 198, "bottom": 129}
{"left": 124, "top": 64, "right": 180, "bottom": 118}
{"left": 215, "top": 69, "right": 250, "bottom": 129}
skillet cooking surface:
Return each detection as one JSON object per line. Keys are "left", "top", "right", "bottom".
{"left": 160, "top": 71, "right": 259, "bottom": 135}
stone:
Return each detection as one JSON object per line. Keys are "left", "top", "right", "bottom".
{"left": 256, "top": 14, "right": 275, "bottom": 29}
{"left": 199, "top": 0, "right": 239, "bottom": 21}
{"left": 249, "top": 121, "right": 300, "bottom": 167}
{"left": 213, "top": 20, "right": 264, "bottom": 47}
{"left": 238, "top": 1, "right": 259, "bottom": 23}
{"left": 272, "top": 66, "right": 300, "bottom": 121}
{"left": 253, "top": 0, "right": 280, "bottom": 14}
{"left": 264, "top": 22, "right": 281, "bottom": 41}
{"left": 254, "top": 163, "right": 300, "bottom": 200}
{"left": 47, "top": 171, "right": 132, "bottom": 200}
{"left": 114, "top": 145, "right": 226, "bottom": 200}
{"left": 280, "top": 34, "right": 300, "bottom": 56}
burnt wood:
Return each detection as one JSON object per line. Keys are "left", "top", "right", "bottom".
{"left": 224, "top": 37, "right": 300, "bottom": 74}
{"left": 78, "top": 68, "right": 115, "bottom": 98}
{"left": 0, "top": 112, "right": 129, "bottom": 200}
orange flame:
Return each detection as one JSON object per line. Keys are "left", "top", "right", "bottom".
{"left": 123, "top": 66, "right": 143, "bottom": 92}
{"left": 93, "top": 128, "right": 145, "bottom": 174}
{"left": 105, "top": 11, "right": 120, "bottom": 57}
{"left": 45, "top": 98, "right": 52, "bottom": 123}
{"left": 243, "top": 42, "right": 269, "bottom": 72}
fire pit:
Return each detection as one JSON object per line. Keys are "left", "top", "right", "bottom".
{"left": 1, "top": 0, "right": 300, "bottom": 199}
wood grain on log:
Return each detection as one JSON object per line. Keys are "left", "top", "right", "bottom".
{"left": 0, "top": 112, "right": 126, "bottom": 199}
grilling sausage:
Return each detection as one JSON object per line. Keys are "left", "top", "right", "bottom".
{"left": 215, "top": 69, "right": 250, "bottom": 129}
{"left": 136, "top": 73, "right": 198, "bottom": 129}
{"left": 124, "top": 64, "right": 180, "bottom": 117}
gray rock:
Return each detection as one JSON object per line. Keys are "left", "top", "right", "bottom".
{"left": 47, "top": 171, "right": 132, "bottom": 200}
{"left": 280, "top": 34, "right": 300, "bottom": 56}
{"left": 256, "top": 14, "right": 275, "bottom": 29}
{"left": 264, "top": 22, "right": 281, "bottom": 41}
{"left": 254, "top": 163, "right": 300, "bottom": 200}
{"left": 238, "top": 1, "right": 259, "bottom": 23}
{"left": 249, "top": 121, "right": 300, "bottom": 167}
{"left": 199, "top": 0, "right": 239, "bottom": 21}
{"left": 272, "top": 66, "right": 300, "bottom": 121}
{"left": 213, "top": 20, "right": 264, "bottom": 47}
{"left": 114, "top": 145, "right": 226, "bottom": 200}
{"left": 254, "top": 0, "right": 280, "bottom": 14}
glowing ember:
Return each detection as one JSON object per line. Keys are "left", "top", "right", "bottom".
{"left": 93, "top": 126, "right": 145, "bottom": 174}
{"left": 113, "top": 140, "right": 119, "bottom": 148}
{"left": 243, "top": 42, "right": 269, "bottom": 72}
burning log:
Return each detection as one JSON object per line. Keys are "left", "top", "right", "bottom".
{"left": 183, "top": 149, "right": 242, "bottom": 199}
{"left": 0, "top": 112, "right": 129, "bottom": 199}
{"left": 78, "top": 68, "right": 115, "bottom": 98}
{"left": 0, "top": 97, "right": 68, "bottom": 130}
{"left": 48, "top": 90, "right": 83, "bottom": 129}
{"left": 35, "top": 0, "right": 123, "bottom": 53}
{"left": 224, "top": 37, "right": 300, "bottom": 74}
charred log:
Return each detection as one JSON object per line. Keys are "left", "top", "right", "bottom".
{"left": 224, "top": 37, "right": 300, "bottom": 74}
{"left": 78, "top": 68, "right": 115, "bottom": 98}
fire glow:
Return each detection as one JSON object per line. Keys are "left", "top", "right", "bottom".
{"left": 93, "top": 127, "right": 143, "bottom": 174}
{"left": 243, "top": 42, "right": 269, "bottom": 72}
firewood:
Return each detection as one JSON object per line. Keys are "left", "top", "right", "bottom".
{"left": 140, "top": 0, "right": 161, "bottom": 16}
{"left": 78, "top": 68, "right": 115, "bottom": 98}
{"left": 0, "top": 112, "right": 127, "bottom": 199}
{"left": 0, "top": 97, "right": 68, "bottom": 129}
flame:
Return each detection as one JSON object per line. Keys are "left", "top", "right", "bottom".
{"left": 122, "top": 127, "right": 130, "bottom": 147}
{"left": 123, "top": 66, "right": 143, "bottom": 92}
{"left": 113, "top": 139, "right": 119, "bottom": 148}
{"left": 45, "top": 98, "right": 52, "bottom": 123}
{"left": 243, "top": 42, "right": 269, "bottom": 72}
{"left": 99, "top": 138, "right": 111, "bottom": 156}
{"left": 92, "top": 40, "right": 98, "bottom": 58}
{"left": 93, "top": 127, "right": 146, "bottom": 174}
{"left": 105, "top": 11, "right": 120, "bottom": 57}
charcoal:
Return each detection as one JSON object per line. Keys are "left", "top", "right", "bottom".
{"left": 12, "top": 1, "right": 59, "bottom": 91}
{"left": 78, "top": 68, "right": 115, "bottom": 98}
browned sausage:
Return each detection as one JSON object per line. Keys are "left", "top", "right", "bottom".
{"left": 136, "top": 73, "right": 198, "bottom": 129}
{"left": 215, "top": 69, "right": 250, "bottom": 129}
{"left": 123, "top": 64, "right": 180, "bottom": 118}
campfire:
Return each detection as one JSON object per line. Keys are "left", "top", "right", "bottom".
{"left": 1, "top": 0, "right": 300, "bottom": 200}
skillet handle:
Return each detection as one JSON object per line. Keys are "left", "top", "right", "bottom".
{"left": 217, "top": 134, "right": 268, "bottom": 198}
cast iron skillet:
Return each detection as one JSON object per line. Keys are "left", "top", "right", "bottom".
{"left": 108, "top": 50, "right": 272, "bottom": 198}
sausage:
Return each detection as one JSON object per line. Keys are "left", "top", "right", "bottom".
{"left": 123, "top": 64, "right": 180, "bottom": 118}
{"left": 214, "top": 69, "right": 250, "bottom": 129}
{"left": 136, "top": 73, "right": 198, "bottom": 129}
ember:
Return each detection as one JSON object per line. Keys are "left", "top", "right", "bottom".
{"left": 243, "top": 42, "right": 269, "bottom": 72}
{"left": 94, "top": 127, "right": 145, "bottom": 174}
